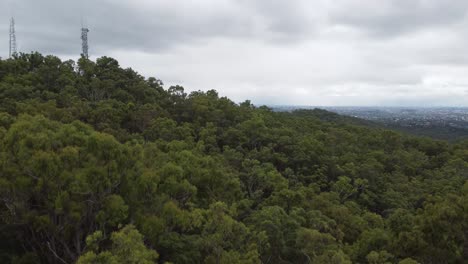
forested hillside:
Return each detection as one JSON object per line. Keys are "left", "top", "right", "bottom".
{"left": 0, "top": 53, "right": 467, "bottom": 264}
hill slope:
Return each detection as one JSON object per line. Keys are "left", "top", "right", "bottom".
{"left": 0, "top": 53, "right": 467, "bottom": 264}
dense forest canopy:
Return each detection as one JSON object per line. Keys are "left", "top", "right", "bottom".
{"left": 0, "top": 53, "right": 467, "bottom": 264}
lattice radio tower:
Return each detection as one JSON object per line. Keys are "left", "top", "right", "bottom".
{"left": 9, "top": 17, "right": 17, "bottom": 58}
{"left": 81, "top": 23, "right": 89, "bottom": 58}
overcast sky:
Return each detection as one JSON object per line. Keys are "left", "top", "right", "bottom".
{"left": 2, "top": 0, "right": 468, "bottom": 106}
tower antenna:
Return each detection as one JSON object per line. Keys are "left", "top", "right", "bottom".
{"left": 81, "top": 19, "right": 89, "bottom": 58}
{"left": 9, "top": 17, "right": 17, "bottom": 58}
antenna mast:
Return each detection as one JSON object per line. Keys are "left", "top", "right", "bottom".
{"left": 81, "top": 25, "right": 89, "bottom": 58}
{"left": 9, "top": 17, "right": 17, "bottom": 58}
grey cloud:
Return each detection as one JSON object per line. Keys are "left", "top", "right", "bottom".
{"left": 238, "top": 0, "right": 317, "bottom": 40}
{"left": 2, "top": 0, "right": 321, "bottom": 57}
{"left": 3, "top": 0, "right": 255, "bottom": 55}
{"left": 329, "top": 0, "right": 468, "bottom": 37}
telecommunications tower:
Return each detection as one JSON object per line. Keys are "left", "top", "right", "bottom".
{"left": 9, "top": 17, "right": 17, "bottom": 58}
{"left": 81, "top": 26, "right": 89, "bottom": 58}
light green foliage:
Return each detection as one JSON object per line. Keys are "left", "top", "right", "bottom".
{"left": 366, "top": 250, "right": 393, "bottom": 264}
{"left": 331, "top": 176, "right": 357, "bottom": 202}
{"left": 201, "top": 202, "right": 261, "bottom": 263}
{"left": 296, "top": 228, "right": 339, "bottom": 262}
{"left": 77, "top": 225, "right": 158, "bottom": 264}
{"left": 398, "top": 258, "right": 420, "bottom": 264}
{"left": 96, "top": 194, "right": 129, "bottom": 227}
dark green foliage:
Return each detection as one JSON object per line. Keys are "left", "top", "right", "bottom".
{"left": 0, "top": 53, "right": 466, "bottom": 263}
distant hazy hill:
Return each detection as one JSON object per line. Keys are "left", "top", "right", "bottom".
{"left": 380, "top": 123, "right": 468, "bottom": 141}
{"left": 290, "top": 108, "right": 381, "bottom": 127}
{"left": 272, "top": 106, "right": 468, "bottom": 142}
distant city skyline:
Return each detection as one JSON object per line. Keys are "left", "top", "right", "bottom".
{"left": 2, "top": 0, "right": 468, "bottom": 106}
